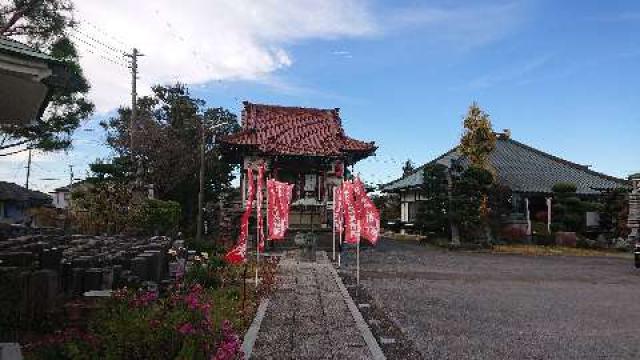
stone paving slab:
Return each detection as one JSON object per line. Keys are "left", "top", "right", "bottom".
{"left": 250, "top": 251, "right": 381, "bottom": 360}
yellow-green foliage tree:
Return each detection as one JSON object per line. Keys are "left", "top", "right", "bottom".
{"left": 459, "top": 102, "right": 497, "bottom": 170}
{"left": 456, "top": 103, "right": 500, "bottom": 244}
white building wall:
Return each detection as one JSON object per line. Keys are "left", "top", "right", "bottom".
{"left": 400, "top": 190, "right": 419, "bottom": 222}
{"left": 51, "top": 191, "right": 69, "bottom": 209}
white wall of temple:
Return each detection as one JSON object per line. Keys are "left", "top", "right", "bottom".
{"left": 401, "top": 202, "right": 409, "bottom": 222}
{"left": 400, "top": 190, "right": 419, "bottom": 222}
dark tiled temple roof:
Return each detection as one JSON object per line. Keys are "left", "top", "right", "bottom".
{"left": 0, "top": 181, "right": 51, "bottom": 203}
{"left": 220, "top": 102, "right": 376, "bottom": 159}
{"left": 381, "top": 137, "right": 630, "bottom": 195}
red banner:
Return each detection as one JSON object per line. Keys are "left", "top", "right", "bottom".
{"left": 267, "top": 179, "right": 294, "bottom": 240}
{"left": 360, "top": 194, "right": 380, "bottom": 244}
{"left": 224, "top": 168, "right": 255, "bottom": 264}
{"left": 256, "top": 164, "right": 265, "bottom": 252}
{"left": 353, "top": 178, "right": 380, "bottom": 244}
{"left": 333, "top": 185, "right": 344, "bottom": 234}
{"left": 343, "top": 181, "right": 361, "bottom": 244}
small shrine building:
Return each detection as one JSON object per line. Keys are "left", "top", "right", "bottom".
{"left": 220, "top": 102, "right": 376, "bottom": 230}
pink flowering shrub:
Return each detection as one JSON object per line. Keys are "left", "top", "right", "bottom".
{"left": 212, "top": 320, "right": 243, "bottom": 360}
{"left": 24, "top": 253, "right": 283, "bottom": 360}
{"left": 27, "top": 284, "right": 244, "bottom": 360}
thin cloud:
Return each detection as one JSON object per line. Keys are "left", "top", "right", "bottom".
{"left": 450, "top": 54, "right": 552, "bottom": 91}
{"left": 385, "top": 1, "right": 528, "bottom": 50}
{"left": 73, "top": 0, "right": 377, "bottom": 112}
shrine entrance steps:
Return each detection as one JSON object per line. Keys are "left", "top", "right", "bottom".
{"left": 266, "top": 230, "right": 335, "bottom": 252}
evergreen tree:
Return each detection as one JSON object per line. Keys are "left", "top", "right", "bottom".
{"left": 455, "top": 103, "right": 501, "bottom": 244}
{"left": 551, "top": 182, "right": 597, "bottom": 233}
{"left": 415, "top": 163, "right": 449, "bottom": 235}
{"left": 94, "top": 84, "right": 240, "bottom": 232}
{"left": 459, "top": 102, "right": 496, "bottom": 170}
{"left": 0, "top": 0, "right": 94, "bottom": 151}
{"left": 402, "top": 159, "right": 415, "bottom": 178}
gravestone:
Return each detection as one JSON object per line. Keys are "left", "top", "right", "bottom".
{"left": 70, "top": 268, "right": 85, "bottom": 296}
{"left": 0, "top": 252, "right": 34, "bottom": 267}
{"left": 131, "top": 257, "right": 148, "bottom": 281}
{"left": 112, "top": 265, "right": 124, "bottom": 289}
{"left": 29, "top": 270, "right": 58, "bottom": 314}
{"left": 84, "top": 268, "right": 103, "bottom": 291}
{"left": 140, "top": 251, "right": 161, "bottom": 282}
{"left": 40, "top": 247, "right": 62, "bottom": 271}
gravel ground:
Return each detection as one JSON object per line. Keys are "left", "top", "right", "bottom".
{"left": 339, "top": 271, "right": 423, "bottom": 359}
{"left": 340, "top": 240, "right": 640, "bottom": 359}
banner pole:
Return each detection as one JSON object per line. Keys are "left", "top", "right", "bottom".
{"left": 332, "top": 190, "right": 336, "bottom": 261}
{"left": 338, "top": 176, "right": 344, "bottom": 268}
{"left": 255, "top": 167, "right": 261, "bottom": 289}
{"left": 356, "top": 237, "right": 360, "bottom": 287}
{"left": 266, "top": 177, "right": 270, "bottom": 248}
{"left": 256, "top": 229, "right": 259, "bottom": 287}
{"left": 338, "top": 230, "right": 342, "bottom": 268}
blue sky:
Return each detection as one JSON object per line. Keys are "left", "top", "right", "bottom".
{"left": 1, "top": 0, "right": 639, "bottom": 192}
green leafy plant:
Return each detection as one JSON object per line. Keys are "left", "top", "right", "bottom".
{"left": 450, "top": 166, "right": 510, "bottom": 244}
{"left": 551, "top": 182, "right": 596, "bottom": 233}
{"left": 184, "top": 254, "right": 227, "bottom": 289}
{"left": 130, "top": 199, "right": 182, "bottom": 235}
{"left": 415, "top": 164, "right": 449, "bottom": 236}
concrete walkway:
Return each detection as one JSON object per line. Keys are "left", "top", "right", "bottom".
{"left": 247, "top": 251, "right": 383, "bottom": 360}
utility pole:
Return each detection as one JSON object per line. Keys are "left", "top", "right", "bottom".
{"left": 126, "top": 48, "right": 144, "bottom": 192}
{"left": 68, "top": 165, "right": 74, "bottom": 192}
{"left": 126, "top": 48, "right": 143, "bottom": 149}
{"left": 68, "top": 164, "right": 75, "bottom": 207}
{"left": 25, "top": 147, "right": 32, "bottom": 190}
{"left": 64, "top": 164, "right": 73, "bottom": 233}
{"left": 196, "top": 120, "right": 229, "bottom": 243}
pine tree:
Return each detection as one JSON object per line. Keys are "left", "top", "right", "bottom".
{"left": 402, "top": 159, "right": 415, "bottom": 178}
{"left": 0, "top": 0, "right": 94, "bottom": 151}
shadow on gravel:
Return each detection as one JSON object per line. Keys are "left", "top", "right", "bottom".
{"left": 338, "top": 270, "right": 422, "bottom": 360}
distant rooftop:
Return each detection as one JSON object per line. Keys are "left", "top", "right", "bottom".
{"left": 381, "top": 136, "right": 630, "bottom": 195}
{"left": 0, "top": 181, "right": 51, "bottom": 203}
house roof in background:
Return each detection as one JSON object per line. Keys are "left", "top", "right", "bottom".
{"left": 220, "top": 102, "right": 376, "bottom": 160}
{"left": 0, "top": 181, "right": 51, "bottom": 202}
{"left": 0, "top": 37, "right": 59, "bottom": 63}
{"left": 52, "top": 180, "right": 89, "bottom": 193}
{"left": 381, "top": 136, "right": 630, "bottom": 195}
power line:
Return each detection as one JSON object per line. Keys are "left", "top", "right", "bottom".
{"left": 71, "top": 27, "right": 128, "bottom": 57}
{"left": 69, "top": 35, "right": 127, "bottom": 64}
{"left": 79, "top": 19, "right": 131, "bottom": 49}
{"left": 0, "top": 147, "right": 30, "bottom": 157}
{"left": 69, "top": 34, "right": 128, "bottom": 67}
{"left": 68, "top": 33, "right": 129, "bottom": 68}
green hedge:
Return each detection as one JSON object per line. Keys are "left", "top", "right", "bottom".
{"left": 130, "top": 199, "right": 181, "bottom": 235}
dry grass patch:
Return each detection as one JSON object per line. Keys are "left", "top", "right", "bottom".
{"left": 383, "top": 232, "right": 427, "bottom": 242}
{"left": 493, "top": 244, "right": 631, "bottom": 258}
